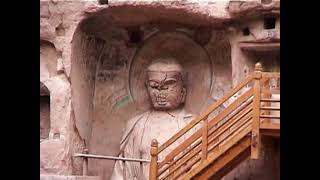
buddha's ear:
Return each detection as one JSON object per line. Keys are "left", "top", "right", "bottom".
{"left": 145, "top": 81, "right": 148, "bottom": 89}
{"left": 181, "top": 87, "right": 187, "bottom": 103}
{"left": 182, "top": 72, "right": 188, "bottom": 88}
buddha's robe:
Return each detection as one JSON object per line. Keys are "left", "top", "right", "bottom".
{"left": 110, "top": 109, "right": 196, "bottom": 180}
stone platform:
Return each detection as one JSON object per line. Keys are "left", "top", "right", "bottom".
{"left": 40, "top": 175, "right": 100, "bottom": 180}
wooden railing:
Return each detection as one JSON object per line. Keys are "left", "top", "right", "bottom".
{"left": 149, "top": 63, "right": 280, "bottom": 180}
{"left": 74, "top": 149, "right": 151, "bottom": 176}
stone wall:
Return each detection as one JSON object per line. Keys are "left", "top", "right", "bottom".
{"left": 223, "top": 138, "right": 280, "bottom": 180}
{"left": 40, "top": 0, "right": 98, "bottom": 175}
{"left": 229, "top": 16, "right": 280, "bottom": 86}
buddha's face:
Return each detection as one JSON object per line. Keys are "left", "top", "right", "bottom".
{"left": 147, "top": 71, "right": 186, "bottom": 110}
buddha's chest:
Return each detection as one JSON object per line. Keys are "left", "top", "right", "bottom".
{"left": 138, "top": 117, "right": 188, "bottom": 160}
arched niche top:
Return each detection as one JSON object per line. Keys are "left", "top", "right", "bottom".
{"left": 40, "top": 82, "right": 50, "bottom": 96}
{"left": 79, "top": 2, "right": 231, "bottom": 39}
{"left": 129, "top": 31, "right": 213, "bottom": 114}
{"left": 40, "top": 39, "right": 55, "bottom": 48}
{"left": 40, "top": 39, "right": 58, "bottom": 81}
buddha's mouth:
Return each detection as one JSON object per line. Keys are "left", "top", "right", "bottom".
{"left": 156, "top": 101, "right": 167, "bottom": 105}
{"left": 156, "top": 97, "right": 167, "bottom": 104}
{"left": 155, "top": 94, "right": 168, "bottom": 104}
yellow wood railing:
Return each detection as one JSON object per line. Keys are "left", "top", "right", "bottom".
{"left": 149, "top": 63, "right": 280, "bottom": 180}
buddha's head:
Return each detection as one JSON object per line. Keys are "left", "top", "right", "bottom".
{"left": 146, "top": 57, "right": 186, "bottom": 111}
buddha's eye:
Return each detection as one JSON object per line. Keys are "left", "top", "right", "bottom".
{"left": 149, "top": 81, "right": 159, "bottom": 88}
{"left": 163, "top": 79, "right": 177, "bottom": 86}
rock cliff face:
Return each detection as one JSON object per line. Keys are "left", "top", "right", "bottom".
{"left": 40, "top": 0, "right": 96, "bottom": 175}
{"left": 40, "top": 0, "right": 279, "bottom": 179}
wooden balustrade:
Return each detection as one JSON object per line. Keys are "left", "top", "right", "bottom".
{"left": 149, "top": 139, "right": 159, "bottom": 180}
{"left": 201, "top": 116, "right": 209, "bottom": 161}
{"left": 158, "top": 73, "right": 255, "bottom": 154}
{"left": 156, "top": 88, "right": 254, "bottom": 177}
{"left": 261, "top": 98, "right": 280, "bottom": 102}
{"left": 148, "top": 62, "right": 280, "bottom": 180}
{"left": 251, "top": 63, "right": 262, "bottom": 159}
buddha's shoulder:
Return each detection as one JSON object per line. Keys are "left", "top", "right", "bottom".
{"left": 120, "top": 110, "right": 152, "bottom": 144}
{"left": 126, "top": 111, "right": 151, "bottom": 128}
{"left": 123, "top": 111, "right": 151, "bottom": 133}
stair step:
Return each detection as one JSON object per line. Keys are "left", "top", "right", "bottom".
{"left": 260, "top": 115, "right": 280, "bottom": 119}
{"left": 260, "top": 98, "right": 280, "bottom": 102}
{"left": 260, "top": 106, "right": 280, "bottom": 110}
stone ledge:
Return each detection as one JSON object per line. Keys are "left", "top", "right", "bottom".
{"left": 228, "top": 0, "right": 280, "bottom": 17}
{"left": 40, "top": 175, "right": 101, "bottom": 180}
{"left": 106, "top": 0, "right": 231, "bottom": 27}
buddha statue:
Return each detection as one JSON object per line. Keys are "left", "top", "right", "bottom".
{"left": 111, "top": 57, "right": 197, "bottom": 180}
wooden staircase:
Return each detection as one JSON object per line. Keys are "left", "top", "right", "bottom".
{"left": 148, "top": 63, "right": 280, "bottom": 180}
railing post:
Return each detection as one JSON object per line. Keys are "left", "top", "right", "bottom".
{"left": 261, "top": 77, "right": 271, "bottom": 121}
{"left": 149, "top": 139, "right": 158, "bottom": 180}
{"left": 201, "top": 116, "right": 209, "bottom": 161}
{"left": 83, "top": 148, "right": 89, "bottom": 176}
{"left": 251, "top": 62, "right": 262, "bottom": 159}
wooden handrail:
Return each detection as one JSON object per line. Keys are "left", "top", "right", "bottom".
{"left": 261, "top": 98, "right": 280, "bottom": 102}
{"left": 158, "top": 98, "right": 252, "bottom": 170}
{"left": 158, "top": 112, "right": 253, "bottom": 177}
{"left": 157, "top": 88, "right": 253, "bottom": 170}
{"left": 171, "top": 155, "right": 202, "bottom": 180}
{"left": 158, "top": 142, "right": 201, "bottom": 176}
{"left": 261, "top": 72, "right": 280, "bottom": 78}
{"left": 159, "top": 146, "right": 202, "bottom": 179}
{"left": 260, "top": 115, "right": 280, "bottom": 119}
{"left": 158, "top": 105, "right": 253, "bottom": 178}
{"left": 208, "top": 107, "right": 253, "bottom": 148}
{"left": 73, "top": 153, "right": 151, "bottom": 163}
{"left": 158, "top": 73, "right": 255, "bottom": 153}
{"left": 207, "top": 100, "right": 252, "bottom": 141}
{"left": 218, "top": 117, "right": 253, "bottom": 148}
{"left": 260, "top": 106, "right": 280, "bottom": 110}
{"left": 182, "top": 125, "right": 253, "bottom": 179}
{"left": 157, "top": 85, "right": 255, "bottom": 179}
{"left": 158, "top": 131, "right": 201, "bottom": 168}
{"left": 149, "top": 63, "right": 280, "bottom": 180}
{"left": 149, "top": 139, "right": 158, "bottom": 180}
{"left": 261, "top": 88, "right": 280, "bottom": 94}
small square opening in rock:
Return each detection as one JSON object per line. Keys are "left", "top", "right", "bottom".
{"left": 40, "top": 95, "right": 50, "bottom": 139}
{"left": 264, "top": 17, "right": 276, "bottom": 29}
{"left": 261, "top": 0, "right": 272, "bottom": 4}
{"left": 99, "top": 0, "right": 108, "bottom": 5}
{"left": 129, "top": 30, "right": 143, "bottom": 43}
{"left": 242, "top": 27, "right": 250, "bottom": 36}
